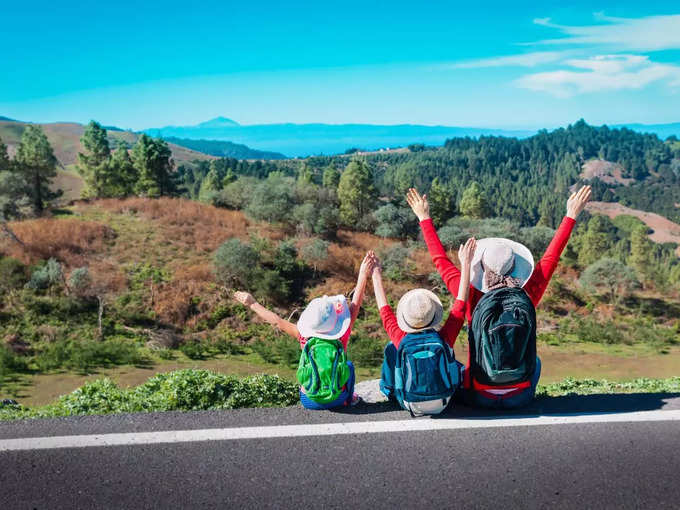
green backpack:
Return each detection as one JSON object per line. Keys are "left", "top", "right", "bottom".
{"left": 296, "top": 337, "right": 350, "bottom": 404}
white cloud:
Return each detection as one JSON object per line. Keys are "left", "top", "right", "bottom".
{"left": 515, "top": 54, "right": 680, "bottom": 97}
{"left": 451, "top": 51, "right": 568, "bottom": 69}
{"left": 530, "top": 14, "right": 680, "bottom": 52}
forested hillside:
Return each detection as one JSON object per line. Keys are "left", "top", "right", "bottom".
{"left": 163, "top": 137, "right": 285, "bottom": 160}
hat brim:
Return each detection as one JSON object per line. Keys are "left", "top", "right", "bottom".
{"left": 396, "top": 289, "right": 444, "bottom": 334}
{"left": 297, "top": 295, "right": 352, "bottom": 340}
{"left": 470, "top": 238, "right": 535, "bottom": 293}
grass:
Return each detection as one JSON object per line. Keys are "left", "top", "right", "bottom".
{"left": 2, "top": 369, "right": 679, "bottom": 421}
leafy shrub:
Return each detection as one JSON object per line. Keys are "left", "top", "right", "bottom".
{"left": 0, "top": 346, "right": 28, "bottom": 385}
{"left": 0, "top": 256, "right": 27, "bottom": 292}
{"left": 348, "top": 334, "right": 385, "bottom": 367}
{"left": 157, "top": 349, "right": 175, "bottom": 360}
{"left": 245, "top": 172, "right": 296, "bottom": 223}
{"left": 519, "top": 226, "right": 555, "bottom": 256}
{"left": 0, "top": 370, "right": 299, "bottom": 420}
{"left": 213, "top": 337, "right": 246, "bottom": 355}
{"left": 274, "top": 337, "right": 301, "bottom": 368}
{"left": 579, "top": 258, "right": 639, "bottom": 304}
{"left": 68, "top": 267, "right": 92, "bottom": 293}
{"left": 34, "top": 339, "right": 148, "bottom": 373}
{"left": 379, "top": 243, "right": 413, "bottom": 281}
{"left": 214, "top": 239, "right": 260, "bottom": 288}
{"left": 215, "top": 176, "right": 259, "bottom": 210}
{"left": 301, "top": 238, "right": 329, "bottom": 271}
{"left": 179, "top": 340, "right": 209, "bottom": 360}
{"left": 26, "top": 258, "right": 63, "bottom": 291}
{"left": 251, "top": 340, "right": 278, "bottom": 364}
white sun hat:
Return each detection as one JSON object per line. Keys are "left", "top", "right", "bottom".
{"left": 297, "top": 295, "right": 351, "bottom": 340}
{"left": 396, "top": 289, "right": 444, "bottom": 333}
{"left": 470, "top": 238, "right": 535, "bottom": 293}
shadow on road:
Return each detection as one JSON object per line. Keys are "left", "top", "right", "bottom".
{"left": 339, "top": 392, "right": 680, "bottom": 418}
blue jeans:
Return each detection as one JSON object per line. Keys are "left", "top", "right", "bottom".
{"left": 299, "top": 361, "right": 356, "bottom": 410}
{"left": 462, "top": 357, "right": 542, "bottom": 409}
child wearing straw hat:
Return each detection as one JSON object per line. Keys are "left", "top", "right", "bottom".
{"left": 372, "top": 238, "right": 476, "bottom": 415}
{"left": 406, "top": 186, "right": 592, "bottom": 408}
{"left": 234, "top": 251, "right": 375, "bottom": 409}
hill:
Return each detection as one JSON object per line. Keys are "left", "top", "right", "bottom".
{"left": 144, "top": 118, "right": 536, "bottom": 157}
{"left": 162, "top": 137, "right": 285, "bottom": 160}
{"left": 0, "top": 120, "right": 216, "bottom": 201}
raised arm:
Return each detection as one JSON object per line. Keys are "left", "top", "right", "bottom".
{"left": 349, "top": 251, "right": 375, "bottom": 327}
{"left": 372, "top": 257, "right": 406, "bottom": 346}
{"left": 407, "top": 188, "right": 462, "bottom": 295}
{"left": 524, "top": 185, "right": 592, "bottom": 306}
{"left": 233, "top": 291, "right": 299, "bottom": 339}
{"left": 439, "top": 237, "right": 476, "bottom": 347}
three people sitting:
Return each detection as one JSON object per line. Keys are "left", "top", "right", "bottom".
{"left": 234, "top": 184, "right": 592, "bottom": 414}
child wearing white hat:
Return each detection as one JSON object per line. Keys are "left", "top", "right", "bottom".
{"left": 234, "top": 251, "right": 375, "bottom": 409}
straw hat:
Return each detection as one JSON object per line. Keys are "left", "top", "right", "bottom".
{"left": 297, "top": 295, "right": 351, "bottom": 340}
{"left": 396, "top": 289, "right": 444, "bottom": 333}
{"left": 470, "top": 238, "right": 535, "bottom": 293}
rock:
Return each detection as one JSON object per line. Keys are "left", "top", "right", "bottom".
{"left": 355, "top": 379, "right": 388, "bottom": 404}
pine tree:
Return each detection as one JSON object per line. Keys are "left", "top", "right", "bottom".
{"left": 0, "top": 138, "right": 29, "bottom": 222}
{"left": 428, "top": 177, "right": 453, "bottom": 227}
{"left": 132, "top": 135, "right": 174, "bottom": 197}
{"left": 322, "top": 165, "right": 340, "bottom": 189}
{"left": 578, "top": 215, "right": 614, "bottom": 267}
{"left": 0, "top": 138, "right": 9, "bottom": 171}
{"left": 628, "top": 225, "right": 653, "bottom": 281}
{"left": 198, "top": 167, "right": 222, "bottom": 202}
{"left": 337, "top": 158, "right": 375, "bottom": 226}
{"left": 108, "top": 142, "right": 138, "bottom": 197}
{"left": 77, "top": 121, "right": 111, "bottom": 197}
{"left": 459, "top": 182, "right": 490, "bottom": 219}
{"left": 15, "top": 125, "right": 58, "bottom": 215}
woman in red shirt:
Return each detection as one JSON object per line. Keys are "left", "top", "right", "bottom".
{"left": 406, "top": 186, "right": 592, "bottom": 407}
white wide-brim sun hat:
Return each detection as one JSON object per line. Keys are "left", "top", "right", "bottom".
{"left": 470, "top": 238, "right": 535, "bottom": 293}
{"left": 297, "top": 295, "right": 351, "bottom": 340}
{"left": 396, "top": 288, "right": 444, "bottom": 334}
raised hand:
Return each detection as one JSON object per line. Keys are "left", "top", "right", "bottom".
{"left": 406, "top": 188, "right": 430, "bottom": 221}
{"left": 233, "top": 291, "right": 255, "bottom": 307}
{"left": 359, "top": 250, "right": 376, "bottom": 277}
{"left": 458, "top": 237, "right": 477, "bottom": 272}
{"left": 566, "top": 185, "right": 592, "bottom": 220}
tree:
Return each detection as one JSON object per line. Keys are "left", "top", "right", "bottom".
{"left": 132, "top": 134, "right": 174, "bottom": 197}
{"left": 628, "top": 225, "right": 654, "bottom": 281}
{"left": 337, "top": 158, "right": 375, "bottom": 227}
{"left": 198, "top": 166, "right": 222, "bottom": 203}
{"left": 579, "top": 258, "right": 639, "bottom": 304}
{"left": 77, "top": 121, "right": 111, "bottom": 197}
{"left": 214, "top": 239, "right": 261, "bottom": 288}
{"left": 578, "top": 215, "right": 615, "bottom": 267}
{"left": 108, "top": 141, "right": 138, "bottom": 197}
{"left": 459, "top": 182, "right": 490, "bottom": 219}
{"left": 301, "top": 238, "right": 329, "bottom": 273}
{"left": 374, "top": 203, "right": 413, "bottom": 238}
{"left": 0, "top": 138, "right": 30, "bottom": 224}
{"left": 428, "top": 178, "right": 453, "bottom": 227}
{"left": 14, "top": 125, "right": 59, "bottom": 215}
{"left": 322, "top": 165, "right": 341, "bottom": 189}
{"left": 245, "top": 172, "right": 295, "bottom": 223}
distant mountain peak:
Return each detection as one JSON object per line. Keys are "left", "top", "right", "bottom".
{"left": 196, "top": 116, "right": 240, "bottom": 128}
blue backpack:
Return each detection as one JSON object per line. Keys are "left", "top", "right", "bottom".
{"left": 394, "top": 331, "right": 461, "bottom": 416}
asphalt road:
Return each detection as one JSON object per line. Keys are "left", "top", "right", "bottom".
{"left": 1, "top": 394, "right": 679, "bottom": 510}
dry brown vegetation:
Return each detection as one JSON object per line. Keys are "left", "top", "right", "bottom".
{"left": 4, "top": 218, "right": 115, "bottom": 267}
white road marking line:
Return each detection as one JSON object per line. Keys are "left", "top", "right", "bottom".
{"left": 2, "top": 409, "right": 679, "bottom": 452}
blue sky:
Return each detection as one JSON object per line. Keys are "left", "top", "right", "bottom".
{"left": 1, "top": 1, "right": 679, "bottom": 129}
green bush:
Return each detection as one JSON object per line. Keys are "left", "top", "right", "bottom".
{"left": 213, "top": 337, "right": 247, "bottom": 355}
{"left": 34, "top": 339, "right": 148, "bottom": 374}
{"left": 26, "top": 258, "right": 63, "bottom": 291}
{"left": 348, "top": 334, "right": 385, "bottom": 367}
{"left": 179, "top": 340, "right": 209, "bottom": 360}
{"left": 214, "top": 239, "right": 260, "bottom": 288}
{"left": 0, "top": 370, "right": 300, "bottom": 420}
{"left": 251, "top": 340, "right": 278, "bottom": 364}
{"left": 0, "top": 256, "right": 27, "bottom": 292}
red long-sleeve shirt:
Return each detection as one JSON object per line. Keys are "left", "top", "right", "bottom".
{"left": 419, "top": 216, "right": 576, "bottom": 323}
{"left": 379, "top": 299, "right": 466, "bottom": 349}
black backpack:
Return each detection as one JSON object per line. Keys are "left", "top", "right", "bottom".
{"left": 469, "top": 287, "right": 536, "bottom": 386}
